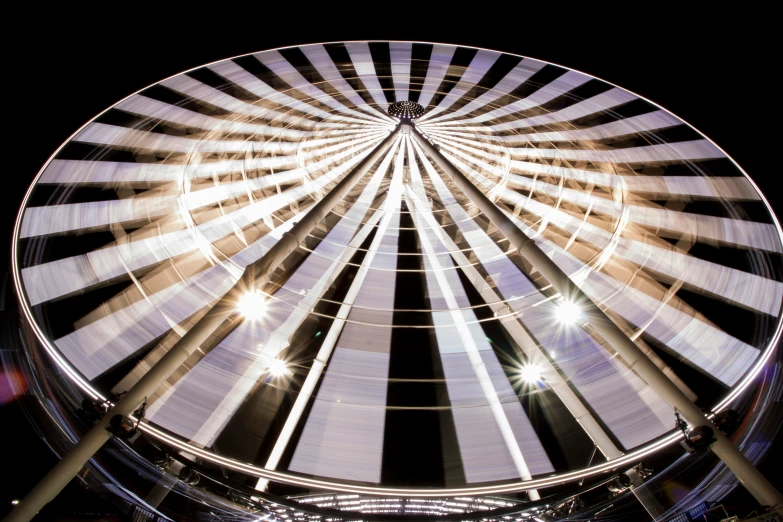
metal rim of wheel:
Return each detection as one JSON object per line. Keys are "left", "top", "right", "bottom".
{"left": 12, "top": 41, "right": 783, "bottom": 504}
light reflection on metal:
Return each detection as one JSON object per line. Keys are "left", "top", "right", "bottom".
{"left": 237, "top": 290, "right": 267, "bottom": 320}
{"left": 518, "top": 364, "right": 544, "bottom": 385}
{"left": 554, "top": 300, "right": 583, "bottom": 326}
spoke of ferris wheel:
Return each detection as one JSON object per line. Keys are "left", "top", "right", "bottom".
{"left": 19, "top": 130, "right": 386, "bottom": 239}
{"left": 3, "top": 125, "right": 402, "bottom": 522}
{"left": 432, "top": 70, "right": 593, "bottom": 126}
{"left": 421, "top": 129, "right": 761, "bottom": 201}
{"left": 258, "top": 138, "right": 405, "bottom": 488}
{"left": 437, "top": 137, "right": 780, "bottom": 252}
{"left": 409, "top": 122, "right": 783, "bottom": 508}
{"left": 418, "top": 49, "right": 500, "bottom": 119}
{"left": 20, "top": 133, "right": 387, "bottom": 308}
{"left": 414, "top": 45, "right": 456, "bottom": 109}
{"left": 214, "top": 57, "right": 388, "bottom": 125}
{"left": 410, "top": 136, "right": 674, "bottom": 446}
{"left": 298, "top": 44, "right": 397, "bottom": 123}
{"left": 147, "top": 136, "right": 403, "bottom": 447}
{"left": 419, "top": 57, "right": 547, "bottom": 124}
{"left": 434, "top": 150, "right": 763, "bottom": 387}
{"left": 405, "top": 141, "right": 546, "bottom": 495}
{"left": 389, "top": 42, "right": 412, "bottom": 102}
{"left": 422, "top": 139, "right": 780, "bottom": 316}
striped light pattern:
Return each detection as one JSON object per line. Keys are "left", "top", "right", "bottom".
{"left": 14, "top": 41, "right": 783, "bottom": 499}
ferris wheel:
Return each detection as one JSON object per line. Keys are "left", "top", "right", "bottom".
{"left": 10, "top": 41, "right": 783, "bottom": 520}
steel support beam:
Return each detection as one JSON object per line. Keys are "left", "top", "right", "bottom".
{"left": 409, "top": 123, "right": 783, "bottom": 509}
{"left": 5, "top": 126, "right": 401, "bottom": 522}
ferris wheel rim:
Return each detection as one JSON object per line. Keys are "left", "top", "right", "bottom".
{"left": 11, "top": 40, "right": 783, "bottom": 496}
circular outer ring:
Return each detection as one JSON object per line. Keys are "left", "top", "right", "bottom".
{"left": 12, "top": 40, "right": 783, "bottom": 497}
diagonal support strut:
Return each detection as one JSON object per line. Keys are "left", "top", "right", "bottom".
{"left": 5, "top": 125, "right": 402, "bottom": 522}
{"left": 408, "top": 122, "right": 783, "bottom": 509}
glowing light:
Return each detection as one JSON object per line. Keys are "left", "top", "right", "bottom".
{"left": 519, "top": 364, "right": 543, "bottom": 384}
{"left": 388, "top": 101, "right": 424, "bottom": 120}
{"left": 555, "top": 299, "right": 583, "bottom": 325}
{"left": 237, "top": 291, "right": 266, "bottom": 320}
{"left": 11, "top": 500, "right": 19, "bottom": 505}
{"left": 268, "top": 359, "right": 290, "bottom": 377}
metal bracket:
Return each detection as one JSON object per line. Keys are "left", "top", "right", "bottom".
{"left": 282, "top": 231, "right": 301, "bottom": 248}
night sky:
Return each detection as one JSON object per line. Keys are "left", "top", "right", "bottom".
{"left": 1, "top": 8, "right": 780, "bottom": 520}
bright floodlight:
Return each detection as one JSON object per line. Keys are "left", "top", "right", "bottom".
{"left": 268, "top": 359, "right": 289, "bottom": 377}
{"left": 555, "top": 299, "right": 583, "bottom": 325}
{"left": 519, "top": 364, "right": 543, "bottom": 384}
{"left": 237, "top": 290, "right": 266, "bottom": 320}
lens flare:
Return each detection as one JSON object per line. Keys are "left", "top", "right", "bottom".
{"left": 555, "top": 300, "right": 583, "bottom": 325}
{"left": 237, "top": 291, "right": 267, "bottom": 320}
{"left": 519, "top": 364, "right": 543, "bottom": 384}
{"left": 268, "top": 359, "right": 290, "bottom": 377}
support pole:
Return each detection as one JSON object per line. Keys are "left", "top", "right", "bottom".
{"left": 409, "top": 124, "right": 783, "bottom": 508}
{"left": 144, "top": 474, "right": 176, "bottom": 509}
{"left": 5, "top": 126, "right": 401, "bottom": 522}
{"left": 406, "top": 135, "right": 625, "bottom": 462}
{"left": 628, "top": 469, "right": 666, "bottom": 520}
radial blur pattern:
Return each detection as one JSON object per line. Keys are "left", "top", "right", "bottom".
{"left": 14, "top": 41, "right": 783, "bottom": 501}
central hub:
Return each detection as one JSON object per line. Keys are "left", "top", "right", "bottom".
{"left": 388, "top": 101, "right": 424, "bottom": 120}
